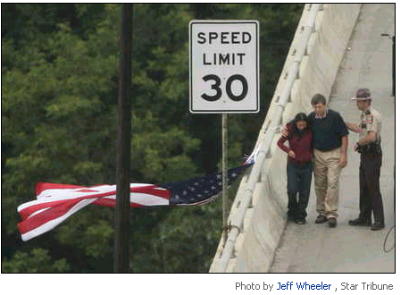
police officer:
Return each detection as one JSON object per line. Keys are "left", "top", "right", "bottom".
{"left": 346, "top": 88, "right": 385, "bottom": 230}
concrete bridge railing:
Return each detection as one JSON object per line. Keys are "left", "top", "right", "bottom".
{"left": 209, "top": 3, "right": 361, "bottom": 273}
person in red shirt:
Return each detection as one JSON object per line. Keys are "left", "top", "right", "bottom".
{"left": 277, "top": 113, "right": 313, "bottom": 224}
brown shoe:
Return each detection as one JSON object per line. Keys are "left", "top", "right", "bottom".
{"left": 315, "top": 215, "right": 328, "bottom": 224}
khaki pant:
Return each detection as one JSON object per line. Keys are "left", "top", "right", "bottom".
{"left": 313, "top": 148, "right": 342, "bottom": 218}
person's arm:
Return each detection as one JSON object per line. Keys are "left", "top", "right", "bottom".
{"left": 357, "top": 131, "right": 377, "bottom": 146}
{"left": 339, "top": 135, "right": 348, "bottom": 168}
{"left": 280, "top": 122, "right": 292, "bottom": 138}
{"left": 277, "top": 136, "right": 290, "bottom": 153}
{"left": 337, "top": 114, "right": 349, "bottom": 168}
{"left": 345, "top": 122, "right": 362, "bottom": 133}
{"left": 277, "top": 132, "right": 296, "bottom": 158}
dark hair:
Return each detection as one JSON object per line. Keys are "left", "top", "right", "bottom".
{"left": 290, "top": 112, "right": 309, "bottom": 137}
{"left": 311, "top": 93, "right": 326, "bottom": 105}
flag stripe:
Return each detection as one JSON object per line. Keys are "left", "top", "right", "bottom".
{"left": 20, "top": 198, "right": 97, "bottom": 241}
{"left": 130, "top": 185, "right": 170, "bottom": 199}
{"left": 92, "top": 193, "right": 170, "bottom": 207}
{"left": 20, "top": 185, "right": 170, "bottom": 214}
{"left": 19, "top": 190, "right": 117, "bottom": 219}
{"left": 18, "top": 190, "right": 118, "bottom": 235}
{"left": 36, "top": 182, "right": 85, "bottom": 195}
{"left": 20, "top": 190, "right": 170, "bottom": 221}
{"left": 18, "top": 198, "right": 92, "bottom": 235}
{"left": 18, "top": 186, "right": 171, "bottom": 240}
{"left": 19, "top": 199, "right": 70, "bottom": 221}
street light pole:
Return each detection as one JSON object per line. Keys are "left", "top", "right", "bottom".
{"left": 114, "top": 3, "right": 133, "bottom": 273}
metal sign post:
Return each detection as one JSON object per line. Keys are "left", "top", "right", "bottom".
{"left": 189, "top": 20, "right": 259, "bottom": 244}
{"left": 222, "top": 113, "right": 228, "bottom": 243}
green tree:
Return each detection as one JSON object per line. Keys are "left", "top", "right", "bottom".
{"left": 2, "top": 248, "right": 70, "bottom": 273}
{"left": 2, "top": 3, "right": 302, "bottom": 273}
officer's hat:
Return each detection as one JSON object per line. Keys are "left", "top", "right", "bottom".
{"left": 351, "top": 88, "right": 372, "bottom": 101}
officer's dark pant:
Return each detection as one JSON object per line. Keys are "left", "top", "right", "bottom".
{"left": 359, "top": 152, "right": 385, "bottom": 224}
{"left": 287, "top": 161, "right": 312, "bottom": 219}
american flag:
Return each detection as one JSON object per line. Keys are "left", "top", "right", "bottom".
{"left": 163, "top": 163, "right": 251, "bottom": 206}
{"left": 17, "top": 163, "right": 252, "bottom": 241}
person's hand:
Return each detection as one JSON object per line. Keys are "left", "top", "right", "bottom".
{"left": 354, "top": 127, "right": 362, "bottom": 133}
{"left": 338, "top": 153, "right": 347, "bottom": 168}
{"left": 288, "top": 150, "right": 296, "bottom": 158}
{"left": 281, "top": 126, "right": 289, "bottom": 138}
{"left": 346, "top": 122, "right": 362, "bottom": 133}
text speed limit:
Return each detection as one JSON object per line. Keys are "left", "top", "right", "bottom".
{"left": 189, "top": 20, "right": 259, "bottom": 113}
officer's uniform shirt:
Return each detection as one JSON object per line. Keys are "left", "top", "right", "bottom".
{"left": 359, "top": 106, "right": 382, "bottom": 142}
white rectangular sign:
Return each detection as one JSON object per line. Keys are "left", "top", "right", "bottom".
{"left": 189, "top": 20, "right": 260, "bottom": 113}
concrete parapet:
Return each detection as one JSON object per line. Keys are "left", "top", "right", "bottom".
{"left": 292, "top": 4, "right": 361, "bottom": 115}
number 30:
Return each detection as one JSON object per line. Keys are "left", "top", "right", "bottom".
{"left": 201, "top": 74, "right": 248, "bottom": 102}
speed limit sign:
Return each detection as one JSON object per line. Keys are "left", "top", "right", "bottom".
{"left": 189, "top": 20, "right": 259, "bottom": 113}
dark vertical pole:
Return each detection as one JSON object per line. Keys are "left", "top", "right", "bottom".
{"left": 114, "top": 3, "right": 133, "bottom": 273}
{"left": 392, "top": 36, "right": 395, "bottom": 97}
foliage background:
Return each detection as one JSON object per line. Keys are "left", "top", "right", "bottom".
{"left": 2, "top": 3, "right": 302, "bottom": 273}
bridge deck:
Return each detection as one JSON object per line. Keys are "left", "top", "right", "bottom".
{"left": 270, "top": 4, "right": 395, "bottom": 273}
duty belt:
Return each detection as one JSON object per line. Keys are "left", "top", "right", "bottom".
{"left": 356, "top": 142, "right": 382, "bottom": 154}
